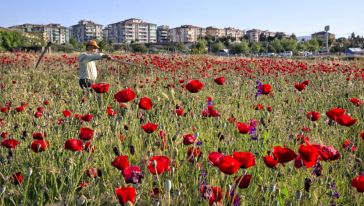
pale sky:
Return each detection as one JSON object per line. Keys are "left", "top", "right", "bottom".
{"left": 1, "top": 0, "right": 364, "bottom": 38}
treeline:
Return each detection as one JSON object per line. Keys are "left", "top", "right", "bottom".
{"left": 0, "top": 29, "right": 28, "bottom": 51}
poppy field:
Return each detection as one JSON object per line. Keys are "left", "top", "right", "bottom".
{"left": 0, "top": 52, "right": 364, "bottom": 206}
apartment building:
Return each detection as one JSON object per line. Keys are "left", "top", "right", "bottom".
{"left": 205, "top": 26, "right": 225, "bottom": 39}
{"left": 9, "top": 23, "right": 69, "bottom": 44}
{"left": 169, "top": 25, "right": 206, "bottom": 43}
{"left": 70, "top": 20, "right": 103, "bottom": 43}
{"left": 246, "top": 29, "right": 277, "bottom": 42}
{"left": 157, "top": 25, "right": 170, "bottom": 43}
{"left": 224, "top": 27, "right": 245, "bottom": 40}
{"left": 311, "top": 31, "right": 335, "bottom": 42}
{"left": 107, "top": 18, "right": 157, "bottom": 44}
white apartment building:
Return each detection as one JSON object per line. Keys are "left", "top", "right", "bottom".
{"left": 107, "top": 18, "right": 157, "bottom": 43}
{"left": 170, "top": 25, "right": 206, "bottom": 43}
{"left": 70, "top": 20, "right": 103, "bottom": 43}
{"left": 9, "top": 23, "right": 69, "bottom": 44}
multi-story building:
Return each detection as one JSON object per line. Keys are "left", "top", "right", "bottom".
{"left": 246, "top": 29, "right": 277, "bottom": 42}
{"left": 311, "top": 31, "right": 335, "bottom": 42}
{"left": 9, "top": 23, "right": 69, "bottom": 44}
{"left": 205, "top": 26, "right": 225, "bottom": 39}
{"left": 169, "top": 25, "right": 206, "bottom": 43}
{"left": 157, "top": 25, "right": 170, "bottom": 43}
{"left": 107, "top": 18, "right": 157, "bottom": 44}
{"left": 102, "top": 25, "right": 111, "bottom": 43}
{"left": 70, "top": 20, "right": 103, "bottom": 43}
{"left": 224, "top": 27, "right": 245, "bottom": 40}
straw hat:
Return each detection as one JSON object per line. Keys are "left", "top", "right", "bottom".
{"left": 86, "top": 40, "right": 99, "bottom": 48}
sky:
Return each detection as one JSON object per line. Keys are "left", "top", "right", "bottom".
{"left": 1, "top": 0, "right": 364, "bottom": 38}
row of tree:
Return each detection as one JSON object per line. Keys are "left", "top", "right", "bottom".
{"left": 1, "top": 28, "right": 364, "bottom": 55}
{"left": 0, "top": 29, "right": 27, "bottom": 51}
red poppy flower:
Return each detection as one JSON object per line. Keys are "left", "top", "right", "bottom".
{"left": 122, "top": 166, "right": 143, "bottom": 184}
{"left": 349, "top": 98, "right": 362, "bottom": 107}
{"left": 235, "top": 174, "right": 252, "bottom": 189}
{"left": 115, "top": 186, "right": 136, "bottom": 205}
{"left": 112, "top": 155, "right": 130, "bottom": 171}
{"left": 141, "top": 122, "right": 158, "bottom": 133}
{"left": 80, "top": 113, "right": 93, "bottom": 122}
{"left": 352, "top": 175, "right": 364, "bottom": 192}
{"left": 64, "top": 139, "right": 83, "bottom": 151}
{"left": 91, "top": 83, "right": 110, "bottom": 93}
{"left": 294, "top": 83, "right": 306, "bottom": 91}
{"left": 312, "top": 144, "right": 341, "bottom": 161}
{"left": 32, "top": 132, "right": 46, "bottom": 140}
{"left": 1, "top": 138, "right": 19, "bottom": 149}
{"left": 325, "top": 107, "right": 345, "bottom": 121}
{"left": 336, "top": 114, "right": 357, "bottom": 127}
{"left": 306, "top": 111, "right": 320, "bottom": 121}
{"left": 12, "top": 172, "right": 23, "bottom": 185}
{"left": 233, "top": 151, "right": 256, "bottom": 169}
{"left": 208, "top": 152, "right": 223, "bottom": 166}
{"left": 79, "top": 127, "right": 94, "bottom": 140}
{"left": 272, "top": 146, "right": 297, "bottom": 164}
{"left": 267, "top": 106, "right": 273, "bottom": 112}
{"left": 147, "top": 155, "right": 170, "bottom": 175}
{"left": 175, "top": 107, "right": 184, "bottom": 116}
{"left": 63, "top": 110, "right": 72, "bottom": 118}
{"left": 114, "top": 88, "right": 136, "bottom": 103}
{"left": 360, "top": 131, "right": 364, "bottom": 140}
{"left": 200, "top": 185, "right": 222, "bottom": 205}
{"left": 37, "top": 106, "right": 44, "bottom": 113}
{"left": 106, "top": 106, "right": 117, "bottom": 116}
{"left": 43, "top": 100, "right": 49, "bottom": 105}
{"left": 185, "top": 79, "right": 204, "bottom": 93}
{"left": 34, "top": 111, "right": 42, "bottom": 118}
{"left": 15, "top": 106, "right": 25, "bottom": 112}
{"left": 0, "top": 107, "right": 9, "bottom": 113}
{"left": 255, "top": 104, "right": 264, "bottom": 110}
{"left": 187, "top": 147, "right": 202, "bottom": 162}
{"left": 302, "top": 80, "right": 310, "bottom": 85}
{"left": 139, "top": 97, "right": 153, "bottom": 110}
{"left": 86, "top": 167, "right": 102, "bottom": 178}
{"left": 31, "top": 139, "right": 49, "bottom": 153}
{"left": 214, "top": 76, "right": 225, "bottom": 85}
{"left": 260, "top": 84, "right": 272, "bottom": 95}
{"left": 183, "top": 134, "right": 196, "bottom": 145}
{"left": 1, "top": 132, "right": 8, "bottom": 139}
{"left": 343, "top": 139, "right": 351, "bottom": 148}
{"left": 218, "top": 155, "right": 241, "bottom": 175}
{"left": 263, "top": 155, "right": 278, "bottom": 168}
{"left": 298, "top": 145, "right": 319, "bottom": 168}
{"left": 236, "top": 122, "right": 251, "bottom": 134}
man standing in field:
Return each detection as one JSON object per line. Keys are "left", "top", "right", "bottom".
{"left": 79, "top": 40, "right": 111, "bottom": 95}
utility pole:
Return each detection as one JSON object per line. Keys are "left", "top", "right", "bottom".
{"left": 325, "top": 25, "right": 330, "bottom": 53}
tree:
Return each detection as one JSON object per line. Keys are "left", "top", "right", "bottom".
{"left": 191, "top": 39, "right": 208, "bottom": 54}
{"left": 280, "top": 38, "right": 297, "bottom": 52}
{"left": 175, "top": 42, "right": 187, "bottom": 53}
{"left": 306, "top": 38, "right": 320, "bottom": 52}
{"left": 229, "top": 40, "right": 250, "bottom": 55}
{"left": 250, "top": 42, "right": 262, "bottom": 53}
{"left": 296, "top": 42, "right": 307, "bottom": 52}
{"left": 0, "top": 30, "right": 26, "bottom": 51}
{"left": 211, "top": 41, "right": 225, "bottom": 53}
{"left": 271, "top": 39, "right": 284, "bottom": 53}
{"left": 130, "top": 43, "right": 148, "bottom": 53}
{"left": 330, "top": 37, "right": 350, "bottom": 53}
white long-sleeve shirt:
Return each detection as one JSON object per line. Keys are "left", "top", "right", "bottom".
{"left": 79, "top": 52, "right": 104, "bottom": 80}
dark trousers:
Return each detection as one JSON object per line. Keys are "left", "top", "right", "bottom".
{"left": 79, "top": 79, "right": 93, "bottom": 89}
